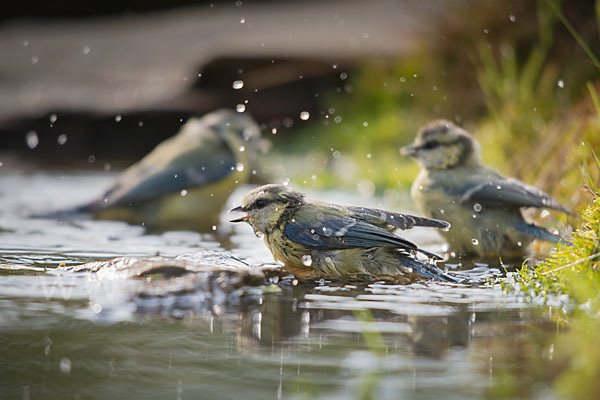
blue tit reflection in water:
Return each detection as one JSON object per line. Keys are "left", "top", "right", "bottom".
{"left": 402, "top": 119, "right": 569, "bottom": 259}
{"left": 73, "top": 109, "right": 269, "bottom": 231}
{"left": 230, "top": 184, "right": 458, "bottom": 282}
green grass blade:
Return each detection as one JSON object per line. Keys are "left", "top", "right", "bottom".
{"left": 547, "top": 0, "right": 600, "bottom": 68}
{"left": 587, "top": 82, "right": 600, "bottom": 117}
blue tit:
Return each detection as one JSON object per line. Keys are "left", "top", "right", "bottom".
{"left": 75, "top": 109, "right": 269, "bottom": 231}
{"left": 401, "top": 119, "right": 569, "bottom": 259}
{"left": 229, "top": 184, "right": 459, "bottom": 281}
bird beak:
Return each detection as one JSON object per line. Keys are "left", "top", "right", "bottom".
{"left": 256, "top": 138, "right": 272, "bottom": 153}
{"left": 400, "top": 145, "right": 419, "bottom": 157}
{"left": 228, "top": 205, "right": 248, "bottom": 223}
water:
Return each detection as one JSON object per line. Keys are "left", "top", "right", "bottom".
{"left": 0, "top": 171, "right": 554, "bottom": 399}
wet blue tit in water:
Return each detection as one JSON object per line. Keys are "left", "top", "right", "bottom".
{"left": 229, "top": 184, "right": 459, "bottom": 282}
{"left": 73, "top": 109, "right": 269, "bottom": 231}
{"left": 402, "top": 119, "right": 569, "bottom": 259}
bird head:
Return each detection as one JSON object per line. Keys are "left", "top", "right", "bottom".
{"left": 210, "top": 109, "right": 271, "bottom": 154}
{"left": 401, "top": 119, "right": 481, "bottom": 170}
{"left": 229, "top": 184, "right": 304, "bottom": 234}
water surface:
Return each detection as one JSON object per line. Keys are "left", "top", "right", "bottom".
{"left": 0, "top": 172, "right": 555, "bottom": 399}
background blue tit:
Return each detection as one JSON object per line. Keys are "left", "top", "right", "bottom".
{"left": 402, "top": 119, "right": 569, "bottom": 259}
{"left": 70, "top": 109, "right": 269, "bottom": 231}
{"left": 230, "top": 184, "right": 459, "bottom": 282}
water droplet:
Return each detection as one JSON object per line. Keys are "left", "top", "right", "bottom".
{"left": 212, "top": 225, "right": 217, "bottom": 231}
{"left": 334, "top": 116, "right": 342, "bottom": 123}
{"left": 238, "top": 145, "right": 245, "bottom": 152}
{"left": 236, "top": 163, "right": 244, "bottom": 171}
{"left": 300, "top": 111, "right": 310, "bottom": 120}
{"left": 557, "top": 79, "right": 565, "bottom": 88}
{"left": 271, "top": 128, "right": 277, "bottom": 135}
{"left": 232, "top": 80, "right": 244, "bottom": 89}
{"left": 235, "top": 0, "right": 242, "bottom": 6}
{"left": 362, "top": 32, "right": 369, "bottom": 38}
{"left": 57, "top": 134, "right": 67, "bottom": 145}
{"left": 180, "top": 189, "right": 188, "bottom": 196}
{"left": 339, "top": 72, "right": 348, "bottom": 80}
{"left": 49, "top": 114, "right": 58, "bottom": 124}
{"left": 483, "top": 28, "right": 489, "bottom": 34}
{"left": 82, "top": 45, "right": 91, "bottom": 54}
{"left": 509, "top": 14, "right": 516, "bottom": 22}
{"left": 471, "top": 238, "right": 479, "bottom": 246}
{"left": 328, "top": 108, "right": 335, "bottom": 114}
{"left": 115, "top": 115, "right": 122, "bottom": 122}
{"left": 540, "top": 210, "right": 550, "bottom": 218}
{"left": 25, "top": 131, "right": 39, "bottom": 149}
{"left": 23, "top": 40, "right": 29, "bottom": 46}
{"left": 302, "top": 255, "right": 313, "bottom": 266}
{"left": 473, "top": 203, "right": 482, "bottom": 212}
{"left": 496, "top": 185, "right": 502, "bottom": 190}
{"left": 333, "top": 151, "right": 341, "bottom": 158}
{"left": 517, "top": 241, "right": 522, "bottom": 247}
{"left": 325, "top": 256, "right": 332, "bottom": 263}
{"left": 236, "top": 104, "right": 246, "bottom": 113}
{"left": 363, "top": 121, "right": 368, "bottom": 127}
{"left": 59, "top": 358, "right": 71, "bottom": 374}
{"left": 255, "top": 231, "right": 264, "bottom": 239}
{"left": 366, "top": 153, "right": 371, "bottom": 158}
{"left": 439, "top": 209, "right": 445, "bottom": 214}
{"left": 240, "top": 17, "right": 246, "bottom": 24}
{"left": 92, "top": 303, "right": 102, "bottom": 313}
{"left": 311, "top": 175, "right": 317, "bottom": 180}
{"left": 30, "top": 56, "right": 39, "bottom": 64}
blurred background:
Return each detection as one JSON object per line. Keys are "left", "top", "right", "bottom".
{"left": 3, "top": 3, "right": 600, "bottom": 399}
{"left": 1, "top": 0, "right": 599, "bottom": 201}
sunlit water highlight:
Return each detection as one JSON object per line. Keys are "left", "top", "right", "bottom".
{"left": 0, "top": 172, "right": 554, "bottom": 399}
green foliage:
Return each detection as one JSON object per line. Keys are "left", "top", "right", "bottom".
{"left": 497, "top": 149, "right": 600, "bottom": 397}
{"left": 501, "top": 149, "right": 600, "bottom": 306}
{"left": 472, "top": 0, "right": 600, "bottom": 208}
{"left": 276, "top": 56, "right": 441, "bottom": 194}
{"left": 273, "top": 1, "right": 600, "bottom": 210}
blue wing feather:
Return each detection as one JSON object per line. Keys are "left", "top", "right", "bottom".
{"left": 283, "top": 217, "right": 418, "bottom": 251}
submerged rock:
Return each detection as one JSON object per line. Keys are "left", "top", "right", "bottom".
{"left": 64, "top": 251, "right": 288, "bottom": 320}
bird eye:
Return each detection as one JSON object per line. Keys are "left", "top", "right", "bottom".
{"left": 254, "top": 199, "right": 267, "bottom": 209}
{"left": 421, "top": 140, "right": 440, "bottom": 150}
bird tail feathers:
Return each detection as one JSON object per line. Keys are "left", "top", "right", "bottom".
{"left": 399, "top": 256, "right": 462, "bottom": 283}
{"left": 29, "top": 201, "right": 98, "bottom": 220}
{"left": 514, "top": 222, "right": 563, "bottom": 243}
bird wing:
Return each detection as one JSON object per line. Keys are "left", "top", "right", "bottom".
{"left": 459, "top": 177, "right": 569, "bottom": 213}
{"left": 282, "top": 203, "right": 427, "bottom": 253}
{"left": 96, "top": 132, "right": 235, "bottom": 209}
{"left": 347, "top": 206, "right": 450, "bottom": 230}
